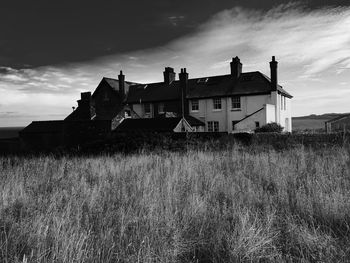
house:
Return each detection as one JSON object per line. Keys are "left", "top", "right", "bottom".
{"left": 65, "top": 71, "right": 140, "bottom": 122}
{"left": 126, "top": 56, "right": 293, "bottom": 132}
{"left": 325, "top": 114, "right": 350, "bottom": 133}
{"left": 20, "top": 55, "right": 293, "bottom": 150}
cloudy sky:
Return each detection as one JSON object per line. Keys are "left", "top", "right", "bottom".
{"left": 1, "top": 0, "right": 350, "bottom": 127}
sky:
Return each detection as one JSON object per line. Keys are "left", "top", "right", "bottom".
{"left": 0, "top": 0, "right": 350, "bottom": 127}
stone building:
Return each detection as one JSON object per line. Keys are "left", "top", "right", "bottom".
{"left": 325, "top": 114, "right": 350, "bottom": 133}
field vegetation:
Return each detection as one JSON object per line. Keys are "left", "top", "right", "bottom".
{"left": 1, "top": 144, "right": 350, "bottom": 262}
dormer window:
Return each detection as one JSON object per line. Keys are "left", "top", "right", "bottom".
{"left": 197, "top": 78, "right": 208, "bottom": 83}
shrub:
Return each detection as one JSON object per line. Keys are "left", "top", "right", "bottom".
{"left": 255, "top": 122, "right": 284, "bottom": 133}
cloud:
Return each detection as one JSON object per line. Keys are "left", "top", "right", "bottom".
{"left": 168, "top": 15, "right": 185, "bottom": 26}
{"left": 1, "top": 4, "right": 350, "bottom": 125}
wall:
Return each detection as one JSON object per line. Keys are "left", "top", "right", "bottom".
{"left": 279, "top": 94, "right": 292, "bottom": 132}
{"left": 234, "top": 108, "right": 266, "bottom": 131}
{"left": 93, "top": 80, "right": 123, "bottom": 120}
{"left": 131, "top": 100, "right": 180, "bottom": 118}
{"left": 265, "top": 104, "right": 276, "bottom": 124}
{"left": 189, "top": 94, "right": 271, "bottom": 132}
{"left": 269, "top": 91, "right": 292, "bottom": 132}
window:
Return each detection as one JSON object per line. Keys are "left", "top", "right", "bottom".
{"left": 284, "top": 97, "right": 286, "bottom": 110}
{"left": 231, "top": 96, "right": 241, "bottom": 109}
{"left": 158, "top": 103, "right": 165, "bottom": 114}
{"left": 191, "top": 100, "right": 199, "bottom": 111}
{"left": 124, "top": 110, "right": 131, "bottom": 118}
{"left": 213, "top": 98, "right": 222, "bottom": 110}
{"left": 232, "top": 121, "right": 239, "bottom": 130}
{"left": 281, "top": 95, "right": 283, "bottom": 109}
{"left": 144, "top": 103, "right": 151, "bottom": 116}
{"left": 255, "top": 122, "right": 260, "bottom": 128}
{"left": 208, "top": 121, "right": 219, "bottom": 132}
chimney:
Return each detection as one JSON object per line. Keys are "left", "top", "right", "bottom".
{"left": 118, "top": 70, "right": 125, "bottom": 97}
{"left": 179, "top": 68, "right": 189, "bottom": 117}
{"left": 270, "top": 56, "right": 278, "bottom": 90}
{"left": 230, "top": 56, "right": 242, "bottom": 80}
{"left": 163, "top": 67, "right": 176, "bottom": 85}
{"left": 77, "top": 92, "right": 92, "bottom": 120}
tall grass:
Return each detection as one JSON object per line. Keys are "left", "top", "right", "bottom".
{"left": 1, "top": 146, "right": 350, "bottom": 262}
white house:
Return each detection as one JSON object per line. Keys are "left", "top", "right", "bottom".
{"left": 125, "top": 56, "right": 292, "bottom": 132}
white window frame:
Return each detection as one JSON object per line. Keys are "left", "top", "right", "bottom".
{"left": 231, "top": 96, "right": 241, "bottom": 110}
{"left": 191, "top": 100, "right": 199, "bottom": 112}
{"left": 213, "top": 98, "right": 222, "bottom": 111}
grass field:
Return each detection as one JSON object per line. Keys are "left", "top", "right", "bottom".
{"left": 1, "top": 146, "right": 350, "bottom": 262}
{"left": 292, "top": 118, "right": 328, "bottom": 131}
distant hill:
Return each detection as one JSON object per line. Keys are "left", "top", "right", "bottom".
{"left": 292, "top": 113, "right": 349, "bottom": 131}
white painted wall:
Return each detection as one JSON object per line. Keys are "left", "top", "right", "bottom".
{"left": 279, "top": 96, "right": 292, "bottom": 132}
{"left": 265, "top": 104, "right": 276, "bottom": 124}
{"left": 235, "top": 108, "right": 266, "bottom": 131}
{"left": 190, "top": 94, "right": 274, "bottom": 132}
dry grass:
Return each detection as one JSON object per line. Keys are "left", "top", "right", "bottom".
{"left": 1, "top": 146, "right": 350, "bottom": 262}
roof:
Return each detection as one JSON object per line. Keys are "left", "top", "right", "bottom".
{"left": 325, "top": 113, "right": 350, "bottom": 124}
{"left": 127, "top": 81, "right": 181, "bottom": 103}
{"left": 185, "top": 115, "right": 205, "bottom": 126}
{"left": 115, "top": 116, "right": 204, "bottom": 132}
{"left": 116, "top": 118, "right": 182, "bottom": 132}
{"left": 20, "top": 121, "right": 64, "bottom": 134}
{"left": 259, "top": 73, "right": 292, "bottom": 98}
{"left": 20, "top": 120, "right": 112, "bottom": 134}
{"left": 126, "top": 71, "right": 293, "bottom": 103}
{"left": 103, "top": 77, "right": 139, "bottom": 91}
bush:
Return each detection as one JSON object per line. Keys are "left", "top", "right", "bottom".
{"left": 255, "top": 122, "right": 284, "bottom": 133}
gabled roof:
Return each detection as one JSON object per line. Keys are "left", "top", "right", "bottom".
{"left": 185, "top": 115, "right": 205, "bottom": 126}
{"left": 92, "top": 77, "right": 139, "bottom": 98}
{"left": 126, "top": 71, "right": 293, "bottom": 103}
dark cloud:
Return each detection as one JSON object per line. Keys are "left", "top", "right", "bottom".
{"left": 1, "top": 0, "right": 349, "bottom": 68}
